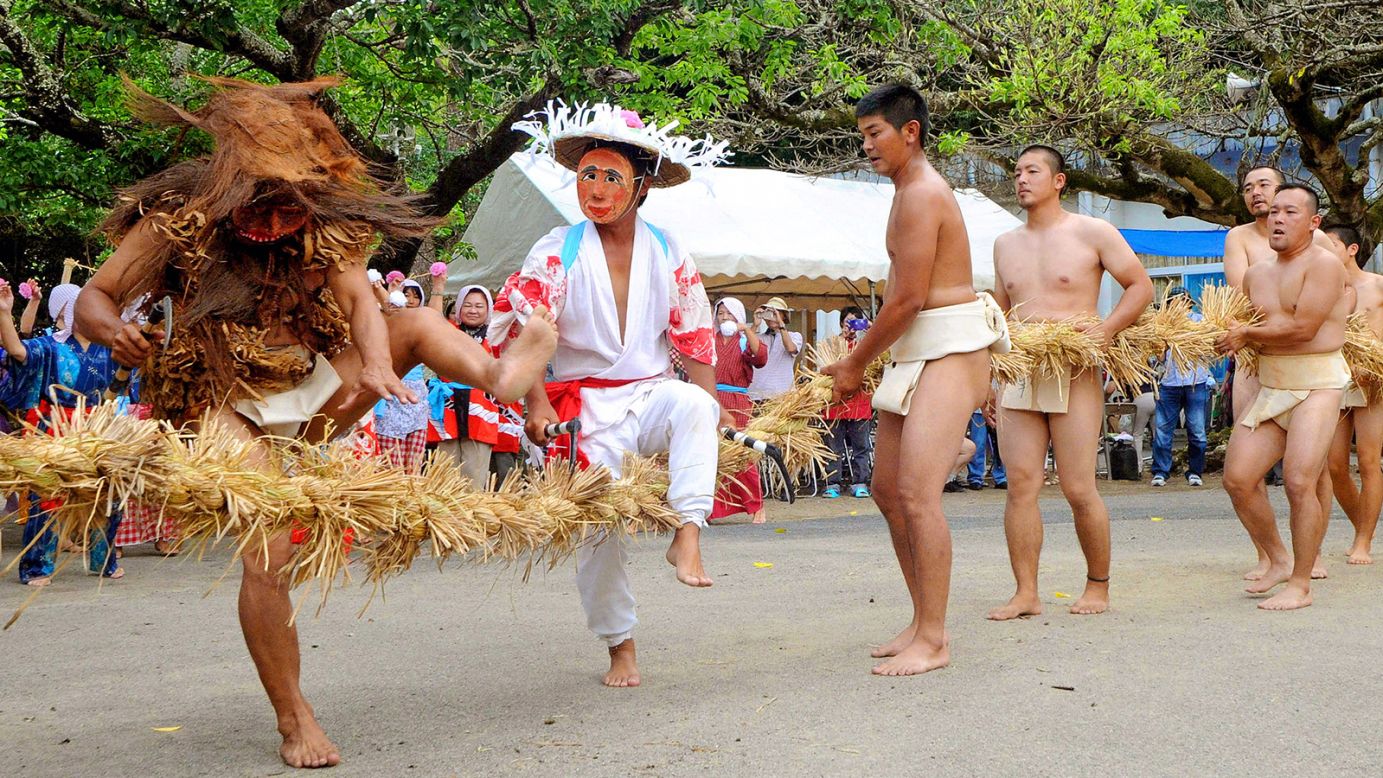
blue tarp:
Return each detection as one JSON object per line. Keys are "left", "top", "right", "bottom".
{"left": 1119, "top": 229, "right": 1228, "bottom": 258}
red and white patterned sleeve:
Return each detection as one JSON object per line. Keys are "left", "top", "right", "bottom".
{"left": 668, "top": 251, "right": 715, "bottom": 366}
{"left": 487, "top": 231, "right": 567, "bottom": 352}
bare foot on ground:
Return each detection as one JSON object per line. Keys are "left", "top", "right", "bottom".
{"left": 23, "top": 577, "right": 51, "bottom": 587}
{"left": 870, "top": 622, "right": 916, "bottom": 658}
{"left": 154, "top": 539, "right": 179, "bottom": 556}
{"left": 1070, "top": 579, "right": 1109, "bottom": 615}
{"left": 1347, "top": 540, "right": 1373, "bottom": 565}
{"left": 750, "top": 509, "right": 767, "bottom": 525}
{"left": 987, "top": 593, "right": 1042, "bottom": 621}
{"left": 1243, "top": 558, "right": 1271, "bottom": 581}
{"left": 1259, "top": 584, "right": 1313, "bottom": 611}
{"left": 603, "top": 639, "right": 640, "bottom": 688}
{"left": 665, "top": 523, "right": 712, "bottom": 587}
{"left": 1244, "top": 563, "right": 1291, "bottom": 594}
{"left": 1311, "top": 556, "right": 1328, "bottom": 579}
{"left": 871, "top": 635, "right": 950, "bottom": 676}
{"left": 278, "top": 709, "right": 341, "bottom": 769}
{"left": 490, "top": 305, "right": 557, "bottom": 402}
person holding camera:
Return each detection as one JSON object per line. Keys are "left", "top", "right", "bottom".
{"left": 748, "top": 297, "right": 802, "bottom": 401}
{"left": 824, "top": 307, "right": 875, "bottom": 498}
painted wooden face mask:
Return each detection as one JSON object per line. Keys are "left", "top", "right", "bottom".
{"left": 576, "top": 147, "right": 642, "bottom": 224}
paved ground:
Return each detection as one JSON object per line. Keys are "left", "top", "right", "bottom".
{"left": 5, "top": 477, "right": 1383, "bottom": 777}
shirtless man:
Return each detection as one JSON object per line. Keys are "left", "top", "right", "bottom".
{"left": 1218, "top": 184, "right": 1350, "bottom": 610}
{"left": 987, "top": 145, "right": 1153, "bottom": 620}
{"left": 826, "top": 84, "right": 1008, "bottom": 675}
{"left": 1222, "top": 166, "right": 1337, "bottom": 580}
{"left": 1323, "top": 224, "right": 1383, "bottom": 564}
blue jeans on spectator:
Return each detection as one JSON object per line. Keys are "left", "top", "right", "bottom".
{"left": 1152, "top": 383, "right": 1209, "bottom": 479}
{"left": 967, "top": 411, "right": 1006, "bottom": 486}
{"left": 19, "top": 492, "right": 122, "bottom": 582}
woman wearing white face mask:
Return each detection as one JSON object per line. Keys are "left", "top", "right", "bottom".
{"left": 709, "top": 298, "right": 770, "bottom": 523}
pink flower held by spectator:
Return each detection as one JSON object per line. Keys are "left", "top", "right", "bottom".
{"left": 430, "top": 261, "right": 448, "bottom": 277}
{"left": 620, "top": 109, "right": 644, "bottom": 129}
{"left": 18, "top": 281, "right": 34, "bottom": 300}
{"left": 386, "top": 270, "right": 406, "bottom": 285}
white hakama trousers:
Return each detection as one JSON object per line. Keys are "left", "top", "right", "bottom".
{"left": 574, "top": 379, "right": 719, "bottom": 646}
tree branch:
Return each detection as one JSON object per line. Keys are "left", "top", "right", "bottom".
{"left": 0, "top": 0, "right": 122, "bottom": 149}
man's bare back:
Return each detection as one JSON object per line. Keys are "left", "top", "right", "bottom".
{"left": 886, "top": 168, "right": 974, "bottom": 310}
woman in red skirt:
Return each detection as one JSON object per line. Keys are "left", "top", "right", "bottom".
{"left": 710, "top": 298, "right": 769, "bottom": 523}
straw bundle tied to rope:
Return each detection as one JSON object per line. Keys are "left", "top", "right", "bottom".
{"left": 1344, "top": 313, "right": 1383, "bottom": 403}
{"left": 0, "top": 402, "right": 684, "bottom": 620}
{"left": 1198, "top": 284, "right": 1261, "bottom": 374}
{"left": 714, "top": 339, "right": 884, "bottom": 493}
{"left": 991, "top": 316, "right": 1102, "bottom": 387}
{"left": 990, "top": 285, "right": 1261, "bottom": 392}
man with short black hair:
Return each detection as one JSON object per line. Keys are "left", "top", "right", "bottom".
{"left": 988, "top": 144, "right": 1153, "bottom": 620}
{"left": 1323, "top": 222, "right": 1383, "bottom": 564}
{"left": 1218, "top": 184, "right": 1350, "bottom": 610}
{"left": 1222, "top": 167, "right": 1337, "bottom": 581}
{"left": 824, "top": 83, "right": 1009, "bottom": 675}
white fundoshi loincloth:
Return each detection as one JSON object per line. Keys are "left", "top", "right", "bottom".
{"left": 232, "top": 346, "right": 343, "bottom": 437}
{"left": 1240, "top": 351, "right": 1350, "bottom": 431}
{"left": 872, "top": 293, "right": 1010, "bottom": 416}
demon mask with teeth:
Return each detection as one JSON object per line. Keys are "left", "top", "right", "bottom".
{"left": 99, "top": 76, "right": 436, "bottom": 421}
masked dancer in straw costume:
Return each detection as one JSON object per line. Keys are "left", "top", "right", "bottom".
{"left": 822, "top": 85, "right": 1010, "bottom": 676}
{"left": 1217, "top": 184, "right": 1350, "bottom": 610}
{"left": 1323, "top": 224, "right": 1383, "bottom": 565}
{"left": 491, "top": 101, "right": 733, "bottom": 688}
{"left": 74, "top": 77, "right": 556, "bottom": 768}
{"left": 988, "top": 145, "right": 1153, "bottom": 621}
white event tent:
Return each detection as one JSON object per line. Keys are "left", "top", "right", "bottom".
{"left": 451, "top": 153, "right": 1021, "bottom": 313}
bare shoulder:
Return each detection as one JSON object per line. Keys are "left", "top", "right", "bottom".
{"left": 895, "top": 173, "right": 955, "bottom": 210}
{"left": 1071, "top": 212, "right": 1122, "bottom": 239}
{"left": 1305, "top": 245, "right": 1347, "bottom": 276}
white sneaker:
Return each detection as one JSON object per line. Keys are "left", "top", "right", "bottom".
{"left": 1151, "top": 475, "right": 1167, "bottom": 487}
{"left": 1187, "top": 474, "right": 1203, "bottom": 487}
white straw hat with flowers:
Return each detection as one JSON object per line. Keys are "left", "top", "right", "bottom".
{"left": 512, "top": 100, "right": 731, "bottom": 188}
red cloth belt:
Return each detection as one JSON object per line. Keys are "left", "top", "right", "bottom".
{"left": 544, "top": 375, "right": 657, "bottom": 467}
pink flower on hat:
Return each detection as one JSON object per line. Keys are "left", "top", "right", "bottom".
{"left": 620, "top": 109, "right": 644, "bottom": 129}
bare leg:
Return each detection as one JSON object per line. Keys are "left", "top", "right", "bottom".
{"left": 868, "top": 411, "right": 919, "bottom": 657}
{"left": 1312, "top": 469, "right": 1330, "bottom": 579}
{"left": 1233, "top": 370, "right": 1274, "bottom": 580}
{"left": 1049, "top": 372, "right": 1111, "bottom": 615}
{"left": 1262, "top": 390, "right": 1341, "bottom": 610}
{"left": 872, "top": 349, "right": 989, "bottom": 676}
{"left": 1223, "top": 418, "right": 1292, "bottom": 594}
{"left": 604, "top": 639, "right": 640, "bottom": 688}
{"left": 309, "top": 305, "right": 555, "bottom": 437}
{"left": 1347, "top": 403, "right": 1383, "bottom": 563}
{"left": 987, "top": 406, "right": 1050, "bottom": 620}
{"left": 1328, "top": 412, "right": 1361, "bottom": 525}
{"left": 217, "top": 411, "right": 341, "bottom": 769}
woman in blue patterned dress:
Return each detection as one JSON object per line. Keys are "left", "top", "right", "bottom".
{"left": 0, "top": 281, "right": 123, "bottom": 585}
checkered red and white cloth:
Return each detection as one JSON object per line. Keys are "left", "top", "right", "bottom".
{"left": 114, "top": 499, "right": 180, "bottom": 546}
{"left": 378, "top": 429, "right": 428, "bottom": 474}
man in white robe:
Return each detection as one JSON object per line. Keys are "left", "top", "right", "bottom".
{"left": 490, "top": 102, "right": 734, "bottom": 687}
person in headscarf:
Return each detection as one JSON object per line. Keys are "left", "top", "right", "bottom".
{"left": 709, "top": 297, "right": 768, "bottom": 523}
{"left": 429, "top": 285, "right": 500, "bottom": 486}
{"left": 0, "top": 280, "right": 123, "bottom": 585}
